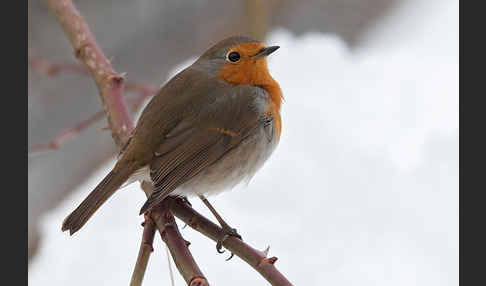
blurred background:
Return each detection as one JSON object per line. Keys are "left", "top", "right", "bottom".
{"left": 28, "top": 0, "right": 458, "bottom": 285}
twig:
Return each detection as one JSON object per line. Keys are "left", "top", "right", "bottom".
{"left": 132, "top": 182, "right": 209, "bottom": 286}
{"left": 166, "top": 246, "right": 176, "bottom": 286}
{"left": 44, "top": 0, "right": 133, "bottom": 147}
{"left": 28, "top": 110, "right": 105, "bottom": 154}
{"left": 151, "top": 200, "right": 209, "bottom": 286}
{"left": 125, "top": 82, "right": 157, "bottom": 111}
{"left": 130, "top": 214, "right": 156, "bottom": 286}
{"left": 28, "top": 57, "right": 157, "bottom": 100}
{"left": 29, "top": 57, "right": 88, "bottom": 76}
{"left": 169, "top": 198, "right": 293, "bottom": 286}
{"left": 28, "top": 58, "right": 157, "bottom": 153}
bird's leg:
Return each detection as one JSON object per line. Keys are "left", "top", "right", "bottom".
{"left": 198, "top": 195, "right": 242, "bottom": 260}
{"left": 178, "top": 196, "right": 191, "bottom": 229}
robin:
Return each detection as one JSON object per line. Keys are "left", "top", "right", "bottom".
{"left": 62, "top": 36, "right": 283, "bottom": 254}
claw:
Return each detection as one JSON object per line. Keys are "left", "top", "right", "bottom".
{"left": 225, "top": 252, "right": 235, "bottom": 261}
{"left": 228, "top": 228, "right": 241, "bottom": 240}
{"left": 215, "top": 228, "right": 242, "bottom": 260}
{"left": 216, "top": 245, "right": 225, "bottom": 254}
{"left": 216, "top": 234, "right": 229, "bottom": 253}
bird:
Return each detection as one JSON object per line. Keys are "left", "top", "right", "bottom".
{"left": 62, "top": 36, "right": 283, "bottom": 253}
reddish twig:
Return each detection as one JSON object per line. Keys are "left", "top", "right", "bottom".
{"left": 125, "top": 82, "right": 157, "bottom": 111}
{"left": 29, "top": 57, "right": 89, "bottom": 76}
{"left": 130, "top": 214, "right": 156, "bottom": 286}
{"left": 131, "top": 182, "right": 210, "bottom": 286}
{"left": 151, "top": 200, "right": 209, "bottom": 286}
{"left": 44, "top": 0, "right": 133, "bottom": 147}
{"left": 169, "top": 198, "right": 293, "bottom": 286}
{"left": 28, "top": 58, "right": 157, "bottom": 153}
{"left": 28, "top": 110, "right": 105, "bottom": 154}
{"left": 28, "top": 57, "right": 157, "bottom": 100}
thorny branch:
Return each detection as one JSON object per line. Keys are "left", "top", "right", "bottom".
{"left": 44, "top": 0, "right": 133, "bottom": 147}
{"left": 132, "top": 182, "right": 209, "bottom": 286}
{"left": 151, "top": 199, "right": 209, "bottom": 286}
{"left": 28, "top": 58, "right": 156, "bottom": 154}
{"left": 28, "top": 110, "right": 105, "bottom": 154}
{"left": 169, "top": 198, "right": 292, "bottom": 286}
{"left": 41, "top": 0, "right": 293, "bottom": 285}
{"left": 130, "top": 214, "right": 156, "bottom": 286}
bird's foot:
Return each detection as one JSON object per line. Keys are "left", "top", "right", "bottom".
{"left": 216, "top": 224, "right": 242, "bottom": 261}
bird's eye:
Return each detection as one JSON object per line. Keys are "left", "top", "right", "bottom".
{"left": 227, "top": 51, "right": 241, "bottom": 62}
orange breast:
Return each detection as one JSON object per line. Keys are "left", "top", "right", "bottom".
{"left": 216, "top": 42, "right": 283, "bottom": 139}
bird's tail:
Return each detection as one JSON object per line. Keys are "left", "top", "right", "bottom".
{"left": 61, "top": 161, "right": 138, "bottom": 235}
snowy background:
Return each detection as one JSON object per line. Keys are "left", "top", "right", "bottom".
{"left": 29, "top": 0, "right": 458, "bottom": 285}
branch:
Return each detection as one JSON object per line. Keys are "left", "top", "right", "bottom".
{"left": 44, "top": 0, "right": 133, "bottom": 147}
{"left": 125, "top": 82, "right": 157, "bottom": 111}
{"left": 28, "top": 58, "right": 157, "bottom": 154}
{"left": 130, "top": 214, "right": 156, "bottom": 286}
{"left": 130, "top": 182, "right": 209, "bottom": 286}
{"left": 151, "top": 201, "right": 209, "bottom": 286}
{"left": 169, "top": 198, "right": 293, "bottom": 286}
{"left": 28, "top": 110, "right": 105, "bottom": 154}
{"left": 28, "top": 57, "right": 158, "bottom": 103}
{"left": 29, "top": 57, "right": 88, "bottom": 76}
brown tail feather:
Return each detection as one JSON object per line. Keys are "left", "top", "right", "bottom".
{"left": 61, "top": 163, "right": 137, "bottom": 235}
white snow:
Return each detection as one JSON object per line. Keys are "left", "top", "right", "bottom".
{"left": 28, "top": 0, "right": 458, "bottom": 285}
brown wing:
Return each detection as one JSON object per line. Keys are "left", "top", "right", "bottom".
{"left": 139, "top": 84, "right": 268, "bottom": 214}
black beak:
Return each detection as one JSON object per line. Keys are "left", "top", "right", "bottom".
{"left": 252, "top": 46, "right": 280, "bottom": 58}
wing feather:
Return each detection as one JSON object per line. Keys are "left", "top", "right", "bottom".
{"left": 139, "top": 84, "right": 269, "bottom": 214}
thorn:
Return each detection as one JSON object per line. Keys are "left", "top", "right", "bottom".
{"left": 49, "top": 142, "right": 60, "bottom": 149}
{"left": 74, "top": 42, "right": 90, "bottom": 59}
{"left": 113, "top": 75, "right": 124, "bottom": 85}
{"left": 161, "top": 230, "right": 167, "bottom": 240}
{"left": 259, "top": 256, "right": 278, "bottom": 266}
{"left": 189, "top": 277, "right": 207, "bottom": 286}
{"left": 267, "top": 256, "right": 278, "bottom": 264}
{"left": 143, "top": 242, "right": 154, "bottom": 253}
{"left": 141, "top": 221, "right": 145, "bottom": 227}
{"left": 184, "top": 240, "right": 191, "bottom": 247}
{"left": 262, "top": 246, "right": 270, "bottom": 257}
{"left": 74, "top": 47, "right": 82, "bottom": 59}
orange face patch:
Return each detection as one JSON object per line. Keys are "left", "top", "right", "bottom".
{"left": 217, "top": 42, "right": 283, "bottom": 138}
{"left": 218, "top": 42, "right": 269, "bottom": 86}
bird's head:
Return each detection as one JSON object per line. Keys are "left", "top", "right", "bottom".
{"left": 195, "top": 36, "right": 280, "bottom": 87}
